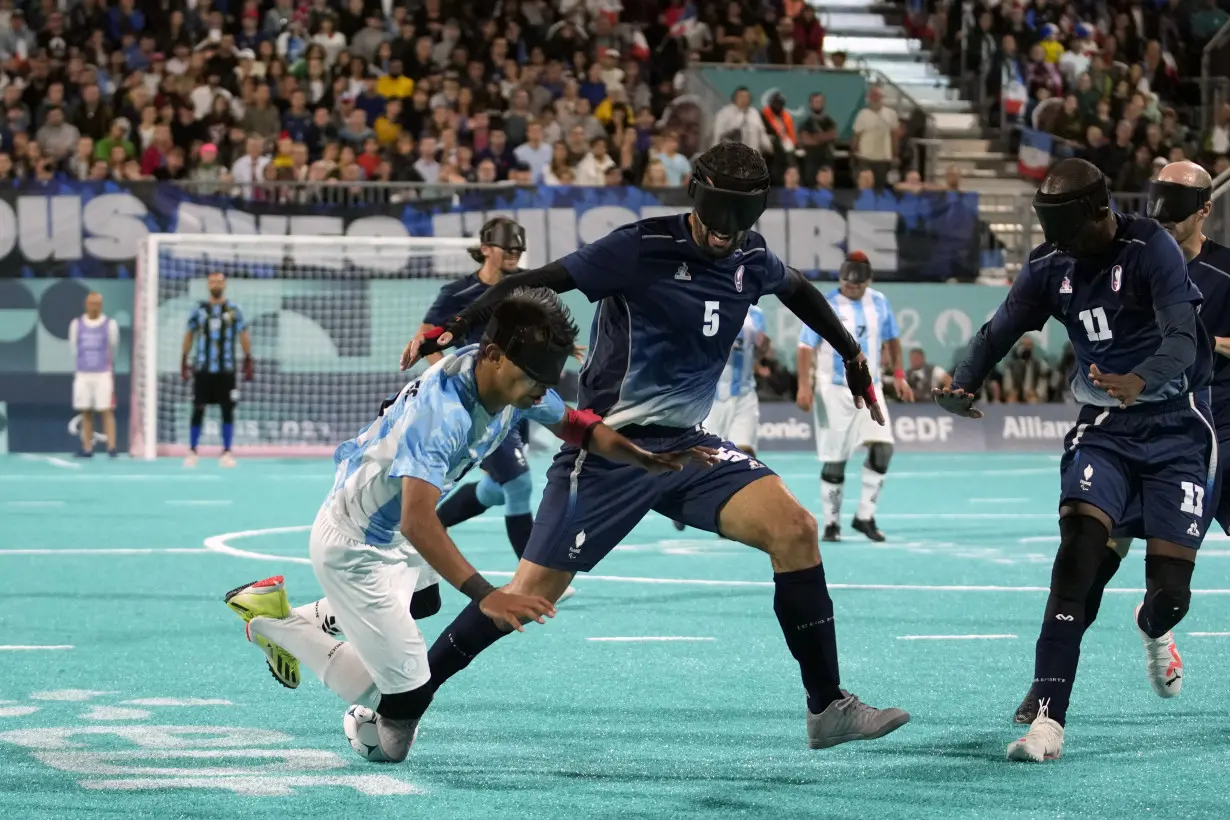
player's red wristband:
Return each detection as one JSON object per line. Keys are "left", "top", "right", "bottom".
{"left": 558, "top": 408, "right": 602, "bottom": 448}
{"left": 893, "top": 368, "right": 905, "bottom": 380}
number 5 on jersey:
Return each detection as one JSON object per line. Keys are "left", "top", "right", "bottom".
{"left": 703, "top": 301, "right": 720, "bottom": 337}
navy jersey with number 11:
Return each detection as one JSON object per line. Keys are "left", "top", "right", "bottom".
{"left": 959, "top": 213, "right": 1212, "bottom": 405}
{"left": 559, "top": 215, "right": 789, "bottom": 429}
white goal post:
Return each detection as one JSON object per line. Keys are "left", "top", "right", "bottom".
{"left": 130, "top": 233, "right": 480, "bottom": 460}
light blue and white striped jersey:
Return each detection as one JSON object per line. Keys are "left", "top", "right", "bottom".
{"left": 322, "top": 345, "right": 565, "bottom": 546}
{"left": 715, "top": 305, "right": 766, "bottom": 401}
{"left": 798, "top": 287, "right": 899, "bottom": 388}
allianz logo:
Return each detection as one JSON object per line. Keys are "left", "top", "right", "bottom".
{"left": 1002, "top": 415, "right": 1076, "bottom": 439}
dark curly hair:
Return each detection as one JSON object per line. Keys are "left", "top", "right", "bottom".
{"left": 482, "top": 287, "right": 579, "bottom": 352}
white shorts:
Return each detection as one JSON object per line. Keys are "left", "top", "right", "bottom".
{"left": 309, "top": 509, "right": 439, "bottom": 694}
{"left": 813, "top": 383, "right": 893, "bottom": 463}
{"left": 73, "top": 372, "right": 114, "bottom": 412}
{"left": 704, "top": 391, "right": 761, "bottom": 449}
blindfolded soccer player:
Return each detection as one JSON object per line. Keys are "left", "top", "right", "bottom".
{"left": 1010, "top": 160, "right": 1230, "bottom": 727}
{"left": 223, "top": 289, "right": 712, "bottom": 763}
{"left": 401, "top": 141, "right": 911, "bottom": 751}
{"left": 936, "top": 158, "right": 1217, "bottom": 762}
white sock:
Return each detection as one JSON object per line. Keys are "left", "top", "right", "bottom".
{"left": 250, "top": 613, "right": 379, "bottom": 708}
{"left": 820, "top": 480, "right": 844, "bottom": 527}
{"left": 857, "top": 467, "right": 886, "bottom": 521}
{"left": 293, "top": 598, "right": 343, "bottom": 637}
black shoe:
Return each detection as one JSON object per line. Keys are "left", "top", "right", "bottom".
{"left": 852, "top": 517, "right": 885, "bottom": 542}
{"left": 822, "top": 523, "right": 841, "bottom": 542}
{"left": 108, "top": 449, "right": 118, "bottom": 458}
{"left": 1013, "top": 684, "right": 1039, "bottom": 724}
{"left": 673, "top": 520, "right": 686, "bottom": 532}
{"left": 74, "top": 450, "right": 94, "bottom": 459}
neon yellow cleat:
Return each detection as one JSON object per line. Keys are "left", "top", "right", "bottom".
{"left": 224, "top": 575, "right": 300, "bottom": 689}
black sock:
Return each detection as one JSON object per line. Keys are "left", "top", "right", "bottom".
{"left": 1083, "top": 549, "right": 1123, "bottom": 630}
{"left": 1032, "top": 594, "right": 1086, "bottom": 726}
{"left": 437, "top": 483, "right": 488, "bottom": 528}
{"left": 773, "top": 563, "right": 843, "bottom": 714}
{"left": 424, "top": 600, "right": 509, "bottom": 694}
{"left": 505, "top": 514, "right": 533, "bottom": 560}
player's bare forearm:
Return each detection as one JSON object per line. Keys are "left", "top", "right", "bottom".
{"left": 399, "top": 477, "right": 481, "bottom": 590}
{"left": 545, "top": 419, "right": 717, "bottom": 473}
{"left": 181, "top": 331, "right": 194, "bottom": 359}
{"left": 1217, "top": 337, "right": 1230, "bottom": 358}
{"left": 886, "top": 338, "right": 903, "bottom": 372}
{"left": 778, "top": 267, "right": 860, "bottom": 360}
{"left": 796, "top": 346, "right": 814, "bottom": 393}
{"left": 239, "top": 330, "right": 251, "bottom": 356}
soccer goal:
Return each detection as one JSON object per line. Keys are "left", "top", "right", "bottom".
{"left": 130, "top": 233, "right": 479, "bottom": 460}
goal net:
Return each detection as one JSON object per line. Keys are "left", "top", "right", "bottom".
{"left": 130, "top": 234, "right": 479, "bottom": 459}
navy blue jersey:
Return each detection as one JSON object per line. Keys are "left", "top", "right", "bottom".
{"left": 1189, "top": 238, "right": 1230, "bottom": 432}
{"left": 561, "top": 214, "right": 789, "bottom": 429}
{"left": 186, "top": 301, "right": 245, "bottom": 374}
{"left": 957, "top": 214, "right": 1211, "bottom": 406}
{"left": 423, "top": 273, "right": 490, "bottom": 347}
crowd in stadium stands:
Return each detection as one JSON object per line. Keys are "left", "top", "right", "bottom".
{"left": 912, "top": 0, "right": 1230, "bottom": 187}
{"left": 0, "top": 0, "right": 921, "bottom": 193}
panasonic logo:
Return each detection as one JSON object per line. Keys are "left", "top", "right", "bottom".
{"left": 758, "top": 419, "right": 813, "bottom": 440}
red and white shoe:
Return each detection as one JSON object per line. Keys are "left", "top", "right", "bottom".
{"left": 1135, "top": 603, "right": 1182, "bottom": 698}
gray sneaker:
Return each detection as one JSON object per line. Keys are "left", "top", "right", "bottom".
{"left": 376, "top": 716, "right": 421, "bottom": 763}
{"left": 806, "top": 692, "right": 910, "bottom": 749}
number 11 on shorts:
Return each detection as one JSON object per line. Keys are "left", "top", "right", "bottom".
{"left": 1180, "top": 481, "right": 1204, "bottom": 516}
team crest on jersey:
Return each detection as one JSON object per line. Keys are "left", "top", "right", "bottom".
{"left": 1059, "top": 276, "right": 1072, "bottom": 294}
{"left": 734, "top": 265, "right": 745, "bottom": 292}
{"left": 1111, "top": 265, "right": 1122, "bottom": 292}
{"left": 674, "top": 263, "right": 691, "bottom": 281}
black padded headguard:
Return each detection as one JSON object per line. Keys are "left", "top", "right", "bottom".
{"left": 481, "top": 288, "right": 576, "bottom": 386}
{"left": 469, "top": 217, "right": 526, "bottom": 263}
{"left": 839, "top": 251, "right": 873, "bottom": 284}
{"left": 687, "top": 143, "right": 771, "bottom": 239}
{"left": 1032, "top": 172, "right": 1111, "bottom": 248}
{"left": 1147, "top": 181, "right": 1211, "bottom": 224}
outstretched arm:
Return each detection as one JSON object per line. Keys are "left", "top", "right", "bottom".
{"left": 951, "top": 270, "right": 1049, "bottom": 394}
{"left": 776, "top": 267, "right": 861, "bottom": 360}
{"left": 543, "top": 407, "right": 717, "bottom": 473}
{"left": 402, "top": 261, "right": 576, "bottom": 368}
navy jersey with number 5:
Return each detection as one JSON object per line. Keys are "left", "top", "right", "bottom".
{"left": 959, "top": 213, "right": 1212, "bottom": 405}
{"left": 558, "top": 215, "right": 789, "bottom": 429}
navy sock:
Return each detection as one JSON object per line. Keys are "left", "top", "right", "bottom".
{"left": 221, "top": 423, "right": 234, "bottom": 451}
{"left": 1032, "top": 593, "right": 1086, "bottom": 727}
{"left": 424, "top": 601, "right": 509, "bottom": 694}
{"left": 189, "top": 425, "right": 202, "bottom": 450}
{"left": 773, "top": 563, "right": 843, "bottom": 714}
{"left": 436, "top": 483, "right": 488, "bottom": 528}
{"left": 1083, "top": 550, "right": 1122, "bottom": 630}
{"left": 505, "top": 514, "right": 533, "bottom": 560}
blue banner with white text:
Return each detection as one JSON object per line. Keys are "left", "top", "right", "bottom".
{"left": 0, "top": 182, "right": 982, "bottom": 282}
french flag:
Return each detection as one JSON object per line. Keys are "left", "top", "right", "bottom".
{"left": 669, "top": 3, "right": 698, "bottom": 38}
{"left": 1017, "top": 128, "right": 1053, "bottom": 181}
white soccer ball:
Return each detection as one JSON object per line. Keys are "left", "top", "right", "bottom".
{"left": 343, "top": 705, "right": 392, "bottom": 762}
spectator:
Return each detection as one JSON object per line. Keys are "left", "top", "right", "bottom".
{"left": 241, "top": 83, "right": 281, "bottom": 141}
{"left": 68, "top": 137, "right": 95, "bottom": 180}
{"left": 851, "top": 85, "right": 899, "bottom": 189}
{"left": 575, "top": 136, "right": 615, "bottom": 185}
{"left": 712, "top": 87, "right": 772, "bottom": 152}
{"left": 1003, "top": 337, "right": 1049, "bottom": 404}
{"left": 415, "top": 135, "right": 441, "bottom": 183}
{"left": 513, "top": 120, "right": 552, "bottom": 183}
{"left": 94, "top": 118, "right": 135, "bottom": 163}
{"left": 231, "top": 135, "right": 270, "bottom": 194}
{"left": 905, "top": 348, "right": 951, "bottom": 399}
{"left": 653, "top": 131, "right": 691, "bottom": 186}
{"left": 36, "top": 106, "right": 79, "bottom": 162}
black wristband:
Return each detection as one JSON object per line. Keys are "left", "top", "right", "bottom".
{"left": 459, "top": 573, "right": 496, "bottom": 602}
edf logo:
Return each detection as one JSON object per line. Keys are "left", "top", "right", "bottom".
{"left": 893, "top": 416, "right": 953, "bottom": 443}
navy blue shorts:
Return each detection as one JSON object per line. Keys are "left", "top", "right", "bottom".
{"left": 523, "top": 424, "right": 776, "bottom": 572}
{"left": 480, "top": 426, "right": 529, "bottom": 485}
{"left": 1065, "top": 394, "right": 1220, "bottom": 549}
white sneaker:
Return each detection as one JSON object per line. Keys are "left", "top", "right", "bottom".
{"left": 557, "top": 586, "right": 577, "bottom": 603}
{"left": 1006, "top": 700, "right": 1064, "bottom": 762}
{"left": 1135, "top": 603, "right": 1183, "bottom": 698}
{"left": 806, "top": 691, "right": 910, "bottom": 749}
{"left": 219, "top": 452, "right": 237, "bottom": 468}
{"left": 183, "top": 453, "right": 198, "bottom": 468}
